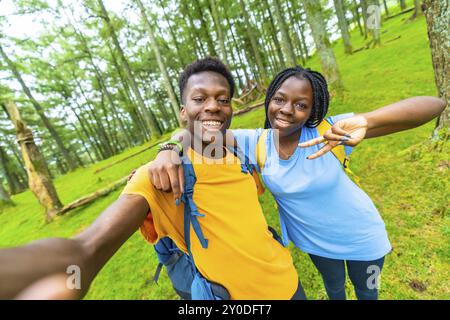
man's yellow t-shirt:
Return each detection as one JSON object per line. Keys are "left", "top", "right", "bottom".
{"left": 122, "top": 148, "right": 298, "bottom": 299}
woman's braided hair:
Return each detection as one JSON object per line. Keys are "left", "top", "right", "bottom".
{"left": 264, "top": 66, "right": 330, "bottom": 128}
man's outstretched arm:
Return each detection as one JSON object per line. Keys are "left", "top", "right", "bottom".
{"left": 0, "top": 194, "right": 149, "bottom": 299}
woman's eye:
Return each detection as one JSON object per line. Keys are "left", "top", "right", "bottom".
{"left": 273, "top": 97, "right": 284, "bottom": 104}
{"left": 295, "top": 103, "right": 306, "bottom": 110}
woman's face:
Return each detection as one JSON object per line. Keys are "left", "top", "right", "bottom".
{"left": 267, "top": 76, "right": 313, "bottom": 137}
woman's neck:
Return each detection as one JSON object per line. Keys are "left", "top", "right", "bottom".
{"left": 275, "top": 129, "right": 302, "bottom": 160}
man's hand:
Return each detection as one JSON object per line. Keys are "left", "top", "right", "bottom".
{"left": 148, "top": 149, "right": 184, "bottom": 201}
{"left": 298, "top": 115, "right": 368, "bottom": 160}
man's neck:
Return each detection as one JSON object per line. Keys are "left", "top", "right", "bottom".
{"left": 191, "top": 136, "right": 227, "bottom": 159}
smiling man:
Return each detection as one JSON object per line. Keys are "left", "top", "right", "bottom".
{"left": 0, "top": 57, "right": 303, "bottom": 300}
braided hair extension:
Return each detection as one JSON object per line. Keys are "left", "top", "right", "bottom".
{"left": 264, "top": 66, "right": 330, "bottom": 128}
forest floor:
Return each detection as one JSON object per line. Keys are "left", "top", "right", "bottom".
{"left": 0, "top": 13, "right": 448, "bottom": 299}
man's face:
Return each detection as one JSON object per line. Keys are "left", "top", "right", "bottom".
{"left": 180, "top": 71, "right": 233, "bottom": 145}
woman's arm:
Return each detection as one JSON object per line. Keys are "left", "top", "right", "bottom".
{"left": 361, "top": 96, "right": 446, "bottom": 138}
{"left": 0, "top": 194, "right": 149, "bottom": 299}
{"left": 299, "top": 96, "right": 446, "bottom": 159}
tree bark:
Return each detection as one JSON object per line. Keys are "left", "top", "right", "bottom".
{"left": 302, "top": 0, "right": 345, "bottom": 94}
{"left": 410, "top": 0, "right": 422, "bottom": 19}
{"left": 208, "top": 0, "right": 228, "bottom": 64}
{"left": 352, "top": 0, "right": 364, "bottom": 36}
{"left": 367, "top": 0, "right": 382, "bottom": 47}
{"left": 399, "top": 0, "right": 406, "bottom": 10}
{"left": 273, "top": 0, "right": 297, "bottom": 67}
{"left": 0, "top": 181, "right": 12, "bottom": 205}
{"left": 96, "top": 0, "right": 162, "bottom": 138}
{"left": 238, "top": 0, "right": 267, "bottom": 82}
{"left": 135, "top": 0, "right": 181, "bottom": 126}
{"left": 191, "top": 0, "right": 218, "bottom": 57}
{"left": 5, "top": 101, "right": 62, "bottom": 221}
{"left": 382, "top": 0, "right": 389, "bottom": 16}
{"left": 263, "top": 0, "right": 286, "bottom": 68}
{"left": 423, "top": 0, "right": 449, "bottom": 138}
{"left": 334, "top": 0, "right": 353, "bottom": 54}
{"left": 0, "top": 44, "right": 78, "bottom": 171}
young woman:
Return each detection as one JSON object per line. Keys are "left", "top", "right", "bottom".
{"left": 150, "top": 66, "right": 446, "bottom": 300}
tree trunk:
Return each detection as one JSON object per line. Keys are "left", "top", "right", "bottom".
{"left": 5, "top": 101, "right": 62, "bottom": 221}
{"left": 285, "top": 1, "right": 306, "bottom": 65}
{"left": 135, "top": 0, "right": 181, "bottom": 126}
{"left": 423, "top": 0, "right": 449, "bottom": 138}
{"left": 238, "top": 0, "right": 267, "bottom": 82}
{"left": 0, "top": 181, "right": 12, "bottom": 205}
{"left": 0, "top": 146, "right": 22, "bottom": 194}
{"left": 302, "top": 0, "right": 345, "bottom": 94}
{"left": 334, "top": 0, "right": 353, "bottom": 54}
{"left": 96, "top": 0, "right": 162, "bottom": 138}
{"left": 382, "top": 0, "right": 389, "bottom": 16}
{"left": 263, "top": 0, "right": 286, "bottom": 68}
{"left": 352, "top": 0, "right": 364, "bottom": 36}
{"left": 399, "top": 0, "right": 406, "bottom": 10}
{"left": 410, "top": 0, "right": 422, "bottom": 19}
{"left": 367, "top": 0, "right": 382, "bottom": 47}
{"left": 360, "top": 0, "right": 369, "bottom": 39}
{"left": 157, "top": 0, "right": 188, "bottom": 67}
{"left": 273, "top": 0, "right": 297, "bottom": 67}
{"left": 191, "top": 0, "right": 218, "bottom": 57}
{"left": 208, "top": 0, "right": 228, "bottom": 64}
{"left": 0, "top": 44, "right": 78, "bottom": 171}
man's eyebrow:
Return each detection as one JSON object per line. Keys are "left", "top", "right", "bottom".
{"left": 189, "top": 86, "right": 229, "bottom": 96}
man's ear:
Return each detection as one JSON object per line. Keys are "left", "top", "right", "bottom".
{"left": 180, "top": 105, "right": 188, "bottom": 126}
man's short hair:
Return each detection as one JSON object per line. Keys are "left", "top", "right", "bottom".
{"left": 179, "top": 57, "right": 235, "bottom": 104}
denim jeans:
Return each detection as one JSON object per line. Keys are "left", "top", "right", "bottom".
{"left": 291, "top": 280, "right": 307, "bottom": 300}
{"left": 309, "top": 254, "right": 385, "bottom": 300}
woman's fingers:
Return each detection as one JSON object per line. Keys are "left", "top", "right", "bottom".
{"left": 298, "top": 136, "right": 326, "bottom": 148}
{"left": 331, "top": 124, "right": 351, "bottom": 137}
{"left": 306, "top": 143, "right": 334, "bottom": 160}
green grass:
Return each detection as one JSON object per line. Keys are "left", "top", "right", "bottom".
{"left": 1, "top": 13, "right": 448, "bottom": 300}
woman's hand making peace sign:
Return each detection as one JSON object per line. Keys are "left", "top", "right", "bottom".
{"left": 298, "top": 115, "right": 368, "bottom": 160}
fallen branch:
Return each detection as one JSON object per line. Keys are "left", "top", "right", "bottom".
{"left": 385, "top": 7, "right": 415, "bottom": 20}
{"left": 94, "top": 140, "right": 162, "bottom": 174}
{"left": 233, "top": 100, "right": 264, "bottom": 116}
{"left": 58, "top": 176, "right": 129, "bottom": 215}
{"left": 386, "top": 35, "right": 402, "bottom": 43}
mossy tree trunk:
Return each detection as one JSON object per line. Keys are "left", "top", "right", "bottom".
{"left": 423, "top": 0, "right": 449, "bottom": 138}
{"left": 239, "top": 0, "right": 267, "bottom": 83}
{"left": 273, "top": 0, "right": 297, "bottom": 67}
{"left": 0, "top": 182, "right": 12, "bottom": 205}
{"left": 0, "top": 44, "right": 78, "bottom": 171}
{"left": 96, "top": 0, "right": 162, "bottom": 138}
{"left": 302, "top": 0, "right": 345, "bottom": 94}
{"left": 333, "top": 0, "right": 353, "bottom": 54}
{"left": 135, "top": 0, "right": 181, "bottom": 127}
{"left": 5, "top": 101, "right": 62, "bottom": 222}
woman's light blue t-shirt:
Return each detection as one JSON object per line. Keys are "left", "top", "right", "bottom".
{"left": 232, "top": 114, "right": 392, "bottom": 261}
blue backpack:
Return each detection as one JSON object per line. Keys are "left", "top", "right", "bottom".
{"left": 151, "top": 146, "right": 272, "bottom": 300}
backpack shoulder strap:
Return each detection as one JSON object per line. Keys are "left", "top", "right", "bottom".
{"left": 255, "top": 129, "right": 269, "bottom": 171}
{"left": 317, "top": 119, "right": 362, "bottom": 187}
{"left": 317, "top": 119, "right": 347, "bottom": 167}
{"left": 181, "top": 158, "right": 208, "bottom": 250}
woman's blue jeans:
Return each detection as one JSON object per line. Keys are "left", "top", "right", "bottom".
{"left": 309, "top": 254, "right": 385, "bottom": 300}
